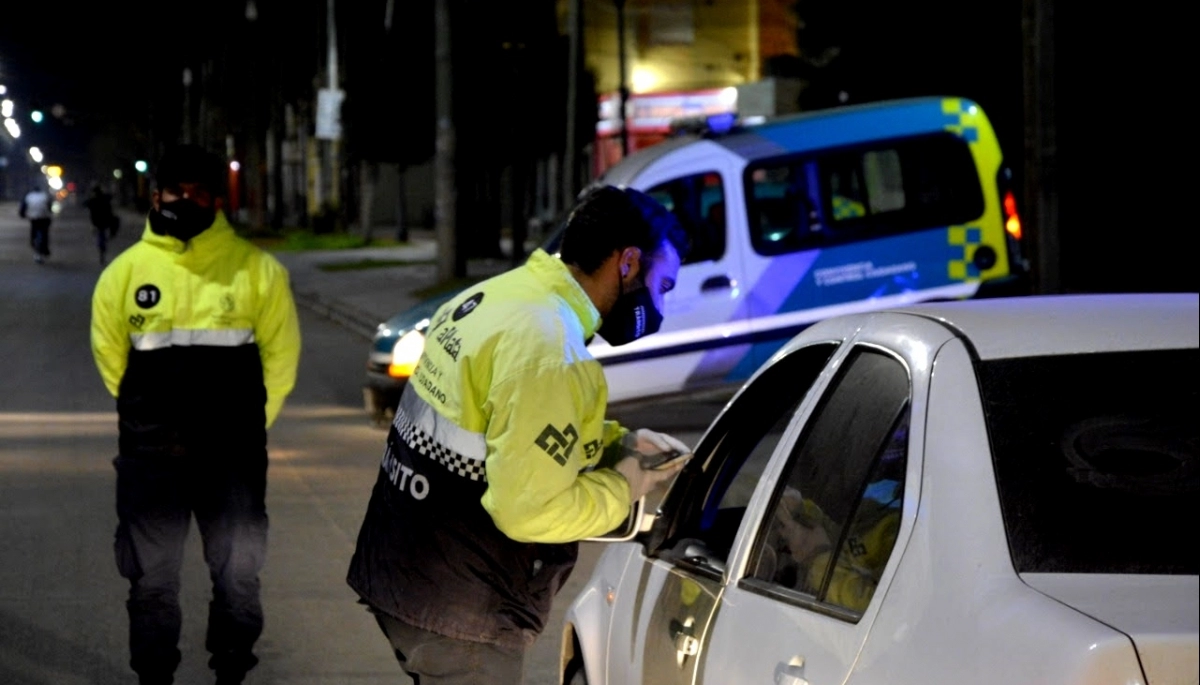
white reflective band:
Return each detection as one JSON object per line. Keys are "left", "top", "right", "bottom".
{"left": 399, "top": 384, "right": 487, "bottom": 461}
{"left": 130, "top": 328, "right": 256, "bottom": 351}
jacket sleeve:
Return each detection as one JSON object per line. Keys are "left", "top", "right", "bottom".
{"left": 91, "top": 268, "right": 129, "bottom": 397}
{"left": 597, "top": 419, "right": 629, "bottom": 469}
{"left": 480, "top": 360, "right": 633, "bottom": 544}
{"left": 255, "top": 256, "right": 301, "bottom": 428}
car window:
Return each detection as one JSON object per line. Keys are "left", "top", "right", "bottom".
{"left": 648, "top": 343, "right": 839, "bottom": 577}
{"left": 747, "top": 348, "right": 910, "bottom": 619}
{"left": 979, "top": 348, "right": 1198, "bottom": 574}
{"left": 645, "top": 171, "right": 727, "bottom": 264}
{"left": 746, "top": 132, "right": 984, "bottom": 256}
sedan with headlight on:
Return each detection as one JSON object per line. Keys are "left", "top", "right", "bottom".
{"left": 363, "top": 290, "right": 458, "bottom": 423}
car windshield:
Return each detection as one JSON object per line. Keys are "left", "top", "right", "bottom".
{"left": 978, "top": 348, "right": 1198, "bottom": 575}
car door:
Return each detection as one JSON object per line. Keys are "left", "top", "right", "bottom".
{"left": 698, "top": 345, "right": 917, "bottom": 685}
{"left": 591, "top": 141, "right": 754, "bottom": 402}
{"left": 601, "top": 340, "right": 842, "bottom": 684}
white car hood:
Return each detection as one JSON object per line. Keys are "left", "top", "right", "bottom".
{"left": 1022, "top": 573, "right": 1199, "bottom": 685}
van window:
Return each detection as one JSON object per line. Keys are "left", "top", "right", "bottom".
{"left": 646, "top": 171, "right": 727, "bottom": 264}
{"left": 747, "top": 133, "right": 984, "bottom": 256}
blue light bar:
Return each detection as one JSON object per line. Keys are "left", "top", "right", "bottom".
{"left": 706, "top": 112, "right": 737, "bottom": 134}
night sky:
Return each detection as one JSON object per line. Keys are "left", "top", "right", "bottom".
{"left": 3, "top": 2, "right": 188, "bottom": 177}
{"left": 1, "top": 0, "right": 320, "bottom": 174}
{"left": 3, "top": 0, "right": 1030, "bottom": 170}
{"left": 4, "top": 1, "right": 1195, "bottom": 292}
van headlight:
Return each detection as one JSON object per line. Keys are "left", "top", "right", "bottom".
{"left": 388, "top": 330, "right": 426, "bottom": 378}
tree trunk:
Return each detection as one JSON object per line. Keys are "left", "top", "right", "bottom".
{"left": 1023, "top": 0, "right": 1057, "bottom": 293}
{"left": 435, "top": 0, "right": 460, "bottom": 280}
{"left": 360, "top": 160, "right": 376, "bottom": 241}
{"left": 563, "top": 0, "right": 583, "bottom": 204}
{"left": 510, "top": 162, "right": 529, "bottom": 267}
{"left": 396, "top": 166, "right": 409, "bottom": 242}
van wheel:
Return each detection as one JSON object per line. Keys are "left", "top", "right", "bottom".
{"left": 563, "top": 659, "right": 588, "bottom": 685}
{"left": 372, "top": 405, "right": 395, "bottom": 429}
{"left": 363, "top": 388, "right": 395, "bottom": 429}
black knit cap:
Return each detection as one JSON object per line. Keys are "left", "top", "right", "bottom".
{"left": 154, "top": 144, "right": 227, "bottom": 197}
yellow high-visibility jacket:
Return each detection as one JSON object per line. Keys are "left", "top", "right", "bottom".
{"left": 348, "top": 248, "right": 631, "bottom": 649}
{"left": 91, "top": 211, "right": 300, "bottom": 457}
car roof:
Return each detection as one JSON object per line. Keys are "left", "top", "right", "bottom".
{"left": 593, "top": 134, "right": 704, "bottom": 188}
{"left": 716, "top": 96, "right": 975, "bottom": 160}
{"left": 890, "top": 293, "right": 1200, "bottom": 360}
{"left": 594, "top": 96, "right": 978, "bottom": 187}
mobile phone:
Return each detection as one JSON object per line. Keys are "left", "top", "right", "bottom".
{"left": 640, "top": 449, "right": 690, "bottom": 471}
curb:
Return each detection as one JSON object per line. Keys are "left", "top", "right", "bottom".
{"left": 293, "top": 290, "right": 380, "bottom": 341}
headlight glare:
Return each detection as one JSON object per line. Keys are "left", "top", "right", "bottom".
{"left": 388, "top": 330, "right": 426, "bottom": 378}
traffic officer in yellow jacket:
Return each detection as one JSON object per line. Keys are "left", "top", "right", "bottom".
{"left": 348, "top": 185, "right": 692, "bottom": 683}
{"left": 90, "top": 144, "right": 301, "bottom": 685}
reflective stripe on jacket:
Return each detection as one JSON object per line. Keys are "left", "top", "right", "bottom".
{"left": 348, "top": 248, "right": 631, "bottom": 648}
{"left": 90, "top": 211, "right": 300, "bottom": 457}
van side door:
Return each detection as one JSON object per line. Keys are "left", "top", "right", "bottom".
{"left": 739, "top": 133, "right": 989, "bottom": 371}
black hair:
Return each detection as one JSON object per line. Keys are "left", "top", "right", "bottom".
{"left": 154, "top": 144, "right": 227, "bottom": 197}
{"left": 558, "top": 185, "right": 690, "bottom": 274}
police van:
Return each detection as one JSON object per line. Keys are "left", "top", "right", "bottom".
{"left": 364, "top": 96, "right": 1028, "bottom": 418}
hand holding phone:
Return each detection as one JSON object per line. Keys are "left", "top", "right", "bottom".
{"left": 639, "top": 449, "right": 691, "bottom": 471}
{"left": 616, "top": 444, "right": 691, "bottom": 501}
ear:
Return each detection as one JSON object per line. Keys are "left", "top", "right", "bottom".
{"left": 619, "top": 247, "right": 642, "bottom": 279}
{"left": 214, "top": 197, "right": 226, "bottom": 211}
{"left": 150, "top": 189, "right": 161, "bottom": 211}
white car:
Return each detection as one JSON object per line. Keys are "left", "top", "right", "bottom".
{"left": 561, "top": 293, "right": 1198, "bottom": 685}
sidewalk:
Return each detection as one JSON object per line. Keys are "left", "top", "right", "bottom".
{"left": 271, "top": 227, "right": 522, "bottom": 341}
{"left": 0, "top": 195, "right": 514, "bottom": 341}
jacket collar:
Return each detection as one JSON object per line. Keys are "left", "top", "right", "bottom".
{"left": 525, "top": 249, "right": 601, "bottom": 338}
{"left": 139, "top": 209, "right": 235, "bottom": 253}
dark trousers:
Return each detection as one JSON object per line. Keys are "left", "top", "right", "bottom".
{"left": 94, "top": 223, "right": 109, "bottom": 259}
{"left": 29, "top": 218, "right": 51, "bottom": 257}
{"left": 371, "top": 607, "right": 526, "bottom": 684}
{"left": 113, "top": 453, "right": 269, "bottom": 683}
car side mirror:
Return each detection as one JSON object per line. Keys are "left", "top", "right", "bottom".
{"left": 585, "top": 496, "right": 655, "bottom": 542}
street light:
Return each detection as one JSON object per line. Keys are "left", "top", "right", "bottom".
{"left": 29, "top": 146, "right": 43, "bottom": 163}
{"left": 134, "top": 160, "right": 148, "bottom": 173}
{"left": 1, "top": 99, "right": 12, "bottom": 118}
{"left": 31, "top": 110, "right": 43, "bottom": 123}
{"left": 3, "top": 118, "right": 19, "bottom": 139}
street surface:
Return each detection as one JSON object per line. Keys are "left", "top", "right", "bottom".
{"left": 0, "top": 201, "right": 722, "bottom": 684}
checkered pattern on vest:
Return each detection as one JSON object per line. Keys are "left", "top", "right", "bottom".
{"left": 395, "top": 409, "right": 488, "bottom": 482}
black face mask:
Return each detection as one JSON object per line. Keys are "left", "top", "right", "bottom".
{"left": 149, "top": 199, "right": 216, "bottom": 242}
{"left": 598, "top": 284, "right": 663, "bottom": 346}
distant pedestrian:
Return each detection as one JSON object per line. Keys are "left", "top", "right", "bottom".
{"left": 91, "top": 144, "right": 302, "bottom": 685}
{"left": 84, "top": 183, "right": 119, "bottom": 264}
{"left": 19, "top": 184, "right": 53, "bottom": 264}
